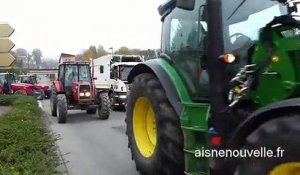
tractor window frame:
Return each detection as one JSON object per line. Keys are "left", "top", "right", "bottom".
{"left": 160, "top": 0, "right": 210, "bottom": 101}
{"left": 58, "top": 65, "right": 65, "bottom": 82}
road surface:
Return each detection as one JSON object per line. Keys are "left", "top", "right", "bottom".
{"left": 40, "top": 100, "right": 139, "bottom": 175}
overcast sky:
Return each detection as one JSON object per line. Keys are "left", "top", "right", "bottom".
{"left": 0, "top": 0, "right": 163, "bottom": 59}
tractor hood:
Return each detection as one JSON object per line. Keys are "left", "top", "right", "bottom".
{"left": 34, "top": 83, "right": 49, "bottom": 89}
{"left": 11, "top": 82, "right": 34, "bottom": 88}
{"left": 72, "top": 81, "right": 91, "bottom": 86}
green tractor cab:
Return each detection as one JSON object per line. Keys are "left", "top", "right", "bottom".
{"left": 126, "top": 0, "right": 300, "bottom": 174}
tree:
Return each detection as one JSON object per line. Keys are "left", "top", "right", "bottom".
{"left": 32, "top": 48, "right": 43, "bottom": 68}
{"left": 14, "top": 48, "right": 31, "bottom": 68}
{"left": 97, "top": 45, "right": 108, "bottom": 57}
{"left": 130, "top": 48, "right": 141, "bottom": 55}
{"left": 15, "top": 48, "right": 28, "bottom": 57}
{"left": 115, "top": 46, "right": 132, "bottom": 55}
{"left": 89, "top": 46, "right": 98, "bottom": 59}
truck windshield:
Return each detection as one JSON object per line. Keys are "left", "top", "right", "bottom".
{"left": 222, "top": 0, "right": 287, "bottom": 52}
{"left": 119, "top": 65, "right": 134, "bottom": 82}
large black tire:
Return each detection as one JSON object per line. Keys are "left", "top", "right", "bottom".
{"left": 57, "top": 94, "right": 67, "bottom": 123}
{"left": 126, "top": 73, "right": 184, "bottom": 175}
{"left": 86, "top": 108, "right": 97, "bottom": 114}
{"left": 36, "top": 89, "right": 45, "bottom": 100}
{"left": 98, "top": 92, "right": 110, "bottom": 120}
{"left": 235, "top": 114, "right": 300, "bottom": 175}
{"left": 50, "top": 90, "right": 57, "bottom": 116}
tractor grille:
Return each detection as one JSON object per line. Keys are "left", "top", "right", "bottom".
{"left": 79, "top": 84, "right": 91, "bottom": 99}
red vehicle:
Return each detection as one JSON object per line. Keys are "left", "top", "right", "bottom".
{"left": 50, "top": 60, "right": 110, "bottom": 123}
{"left": 0, "top": 73, "right": 40, "bottom": 97}
{"left": 18, "top": 75, "right": 51, "bottom": 100}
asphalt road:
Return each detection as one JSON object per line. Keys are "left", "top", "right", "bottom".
{"left": 40, "top": 100, "right": 139, "bottom": 175}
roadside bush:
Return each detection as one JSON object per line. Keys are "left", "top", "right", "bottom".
{"left": 0, "top": 95, "right": 59, "bottom": 175}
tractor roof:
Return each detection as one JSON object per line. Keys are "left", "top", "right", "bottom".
{"left": 59, "top": 61, "right": 90, "bottom": 66}
{"left": 111, "top": 62, "right": 139, "bottom": 67}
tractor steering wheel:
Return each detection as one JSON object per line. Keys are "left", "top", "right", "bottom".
{"left": 229, "top": 32, "right": 252, "bottom": 50}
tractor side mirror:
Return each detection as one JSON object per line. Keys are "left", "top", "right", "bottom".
{"left": 176, "top": 0, "right": 195, "bottom": 10}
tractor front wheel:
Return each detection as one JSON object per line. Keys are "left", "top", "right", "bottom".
{"left": 236, "top": 114, "right": 300, "bottom": 175}
{"left": 57, "top": 94, "right": 67, "bottom": 123}
{"left": 36, "top": 89, "right": 45, "bottom": 100}
{"left": 98, "top": 92, "right": 110, "bottom": 120}
{"left": 126, "top": 73, "right": 184, "bottom": 175}
{"left": 50, "top": 90, "right": 57, "bottom": 116}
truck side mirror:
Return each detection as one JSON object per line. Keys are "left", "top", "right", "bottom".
{"left": 176, "top": 0, "right": 195, "bottom": 10}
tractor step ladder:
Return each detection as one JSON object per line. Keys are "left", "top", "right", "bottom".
{"left": 181, "top": 102, "right": 210, "bottom": 175}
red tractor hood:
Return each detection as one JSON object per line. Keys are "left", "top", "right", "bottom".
{"left": 72, "top": 81, "right": 91, "bottom": 86}
{"left": 34, "top": 83, "right": 49, "bottom": 89}
{"left": 11, "top": 82, "right": 33, "bottom": 88}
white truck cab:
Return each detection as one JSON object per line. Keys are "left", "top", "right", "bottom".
{"left": 92, "top": 54, "right": 143, "bottom": 110}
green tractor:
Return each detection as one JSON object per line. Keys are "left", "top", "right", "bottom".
{"left": 125, "top": 0, "right": 300, "bottom": 174}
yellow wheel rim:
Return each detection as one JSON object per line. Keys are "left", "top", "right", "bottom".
{"left": 270, "top": 162, "right": 300, "bottom": 175}
{"left": 133, "top": 97, "right": 157, "bottom": 158}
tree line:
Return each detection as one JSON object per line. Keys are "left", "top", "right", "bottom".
{"left": 6, "top": 45, "right": 159, "bottom": 74}
{"left": 75, "top": 44, "right": 159, "bottom": 61}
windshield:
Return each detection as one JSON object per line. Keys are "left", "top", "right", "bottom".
{"left": 222, "top": 0, "right": 287, "bottom": 52}
{"left": 64, "top": 64, "right": 91, "bottom": 87}
{"left": 0, "top": 75, "right": 5, "bottom": 86}
{"left": 79, "top": 65, "right": 91, "bottom": 81}
{"left": 121, "top": 56, "right": 142, "bottom": 62}
{"left": 21, "top": 76, "right": 37, "bottom": 84}
{"left": 112, "top": 56, "right": 121, "bottom": 63}
{"left": 119, "top": 65, "right": 134, "bottom": 81}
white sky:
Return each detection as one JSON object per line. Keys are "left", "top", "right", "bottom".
{"left": 0, "top": 0, "right": 163, "bottom": 59}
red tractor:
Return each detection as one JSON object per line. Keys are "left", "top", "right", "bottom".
{"left": 50, "top": 61, "right": 110, "bottom": 123}
{"left": 0, "top": 73, "right": 40, "bottom": 98}
{"left": 18, "top": 75, "right": 51, "bottom": 100}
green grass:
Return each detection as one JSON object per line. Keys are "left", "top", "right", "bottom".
{"left": 0, "top": 95, "right": 59, "bottom": 175}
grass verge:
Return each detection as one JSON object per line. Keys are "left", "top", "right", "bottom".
{"left": 0, "top": 95, "right": 59, "bottom": 175}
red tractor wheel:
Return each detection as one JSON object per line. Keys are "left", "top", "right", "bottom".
{"left": 57, "top": 94, "right": 67, "bottom": 123}
{"left": 98, "top": 92, "right": 110, "bottom": 120}
{"left": 50, "top": 90, "right": 57, "bottom": 117}
{"left": 36, "top": 89, "right": 45, "bottom": 100}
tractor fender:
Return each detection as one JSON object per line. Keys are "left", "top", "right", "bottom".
{"left": 128, "top": 62, "right": 183, "bottom": 116}
{"left": 228, "top": 97, "right": 300, "bottom": 150}
{"left": 53, "top": 80, "right": 64, "bottom": 93}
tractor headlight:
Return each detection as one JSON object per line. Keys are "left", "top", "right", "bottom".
{"left": 85, "top": 92, "right": 91, "bottom": 97}
{"left": 80, "top": 92, "right": 85, "bottom": 96}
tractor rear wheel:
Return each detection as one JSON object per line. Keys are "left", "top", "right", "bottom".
{"left": 50, "top": 90, "right": 57, "bottom": 116}
{"left": 57, "top": 94, "right": 67, "bottom": 123}
{"left": 98, "top": 92, "right": 110, "bottom": 120}
{"left": 36, "top": 89, "right": 45, "bottom": 100}
{"left": 236, "top": 114, "right": 300, "bottom": 175}
{"left": 126, "top": 73, "right": 184, "bottom": 175}
{"left": 86, "top": 108, "right": 97, "bottom": 114}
